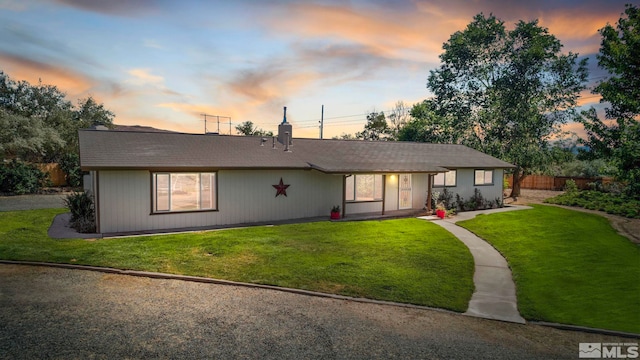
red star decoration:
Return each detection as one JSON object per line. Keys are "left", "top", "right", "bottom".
{"left": 272, "top": 178, "right": 290, "bottom": 197}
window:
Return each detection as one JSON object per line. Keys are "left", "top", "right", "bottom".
{"left": 434, "top": 170, "right": 457, "bottom": 187}
{"left": 345, "top": 174, "right": 383, "bottom": 202}
{"left": 152, "top": 172, "right": 217, "bottom": 213}
{"left": 474, "top": 170, "right": 494, "bottom": 185}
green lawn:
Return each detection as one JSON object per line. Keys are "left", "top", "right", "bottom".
{"left": 0, "top": 208, "right": 474, "bottom": 312}
{"left": 458, "top": 205, "right": 640, "bottom": 333}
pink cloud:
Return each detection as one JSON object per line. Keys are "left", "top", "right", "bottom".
{"left": 0, "top": 53, "right": 94, "bottom": 97}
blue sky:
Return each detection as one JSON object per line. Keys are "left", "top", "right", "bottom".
{"left": 0, "top": 0, "right": 627, "bottom": 138}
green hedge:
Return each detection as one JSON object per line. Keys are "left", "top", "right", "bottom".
{"left": 0, "top": 160, "right": 49, "bottom": 195}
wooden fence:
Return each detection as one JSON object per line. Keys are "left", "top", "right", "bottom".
{"left": 36, "top": 163, "right": 67, "bottom": 186}
{"left": 505, "top": 174, "right": 614, "bottom": 191}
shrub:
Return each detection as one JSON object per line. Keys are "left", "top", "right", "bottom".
{"left": 431, "top": 190, "right": 440, "bottom": 210}
{"left": 435, "top": 188, "right": 455, "bottom": 210}
{"left": 0, "top": 160, "right": 49, "bottom": 195}
{"left": 484, "top": 199, "right": 494, "bottom": 209}
{"left": 564, "top": 179, "right": 578, "bottom": 193}
{"left": 58, "top": 153, "right": 82, "bottom": 188}
{"left": 455, "top": 194, "right": 466, "bottom": 211}
{"left": 64, "top": 191, "right": 96, "bottom": 233}
{"left": 545, "top": 190, "right": 640, "bottom": 219}
{"left": 470, "top": 188, "right": 485, "bottom": 210}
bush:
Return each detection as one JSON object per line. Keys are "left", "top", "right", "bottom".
{"left": 434, "top": 188, "right": 455, "bottom": 210}
{"left": 0, "top": 160, "right": 49, "bottom": 195}
{"left": 58, "top": 153, "right": 82, "bottom": 187}
{"left": 564, "top": 179, "right": 578, "bottom": 193}
{"left": 545, "top": 190, "right": 640, "bottom": 219}
{"left": 455, "top": 194, "right": 466, "bottom": 211}
{"left": 470, "top": 188, "right": 485, "bottom": 210}
{"left": 64, "top": 191, "right": 96, "bottom": 233}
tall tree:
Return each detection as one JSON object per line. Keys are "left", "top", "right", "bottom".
{"left": 0, "top": 108, "right": 64, "bottom": 161}
{"left": 234, "top": 121, "right": 273, "bottom": 136}
{"left": 398, "top": 99, "right": 456, "bottom": 143}
{"left": 0, "top": 71, "right": 115, "bottom": 161}
{"left": 387, "top": 101, "right": 411, "bottom": 140}
{"left": 579, "top": 4, "right": 640, "bottom": 198}
{"left": 356, "top": 111, "right": 390, "bottom": 141}
{"left": 0, "top": 72, "right": 72, "bottom": 120}
{"left": 63, "top": 97, "right": 115, "bottom": 152}
{"left": 427, "top": 14, "right": 588, "bottom": 197}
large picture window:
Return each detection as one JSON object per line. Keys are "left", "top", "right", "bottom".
{"left": 474, "top": 169, "right": 494, "bottom": 185}
{"left": 153, "top": 172, "right": 217, "bottom": 213}
{"left": 345, "top": 174, "right": 383, "bottom": 202}
{"left": 433, "top": 170, "right": 457, "bottom": 187}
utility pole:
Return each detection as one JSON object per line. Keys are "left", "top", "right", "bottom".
{"left": 319, "top": 104, "right": 324, "bottom": 139}
{"left": 203, "top": 114, "right": 208, "bottom": 133}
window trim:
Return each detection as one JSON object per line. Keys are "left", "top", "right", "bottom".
{"left": 151, "top": 171, "right": 218, "bottom": 214}
{"left": 345, "top": 174, "right": 384, "bottom": 203}
{"left": 433, "top": 170, "right": 457, "bottom": 187}
{"left": 474, "top": 169, "right": 494, "bottom": 186}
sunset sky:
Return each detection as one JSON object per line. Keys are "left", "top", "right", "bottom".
{"left": 0, "top": 0, "right": 627, "bottom": 138}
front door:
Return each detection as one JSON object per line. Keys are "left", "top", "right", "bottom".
{"left": 399, "top": 174, "right": 412, "bottom": 209}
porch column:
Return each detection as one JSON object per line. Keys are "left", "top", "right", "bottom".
{"left": 341, "top": 175, "right": 346, "bottom": 218}
{"left": 426, "top": 174, "right": 433, "bottom": 213}
{"left": 381, "top": 174, "right": 386, "bottom": 215}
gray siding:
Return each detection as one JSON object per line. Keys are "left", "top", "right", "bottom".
{"left": 432, "top": 168, "right": 505, "bottom": 207}
{"left": 95, "top": 169, "right": 505, "bottom": 233}
{"left": 411, "top": 174, "right": 429, "bottom": 210}
{"left": 97, "top": 169, "right": 342, "bottom": 234}
{"left": 345, "top": 201, "right": 383, "bottom": 215}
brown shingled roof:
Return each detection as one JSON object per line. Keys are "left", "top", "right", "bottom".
{"left": 79, "top": 129, "right": 514, "bottom": 172}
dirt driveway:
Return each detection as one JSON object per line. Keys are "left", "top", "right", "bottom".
{"left": 0, "top": 264, "right": 634, "bottom": 360}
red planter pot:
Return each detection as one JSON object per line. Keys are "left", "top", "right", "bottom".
{"left": 436, "top": 209, "right": 446, "bottom": 219}
{"left": 330, "top": 212, "right": 341, "bottom": 220}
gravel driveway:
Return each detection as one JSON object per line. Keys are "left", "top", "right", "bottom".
{"left": 0, "top": 264, "right": 631, "bottom": 359}
{"left": 0, "top": 193, "right": 67, "bottom": 211}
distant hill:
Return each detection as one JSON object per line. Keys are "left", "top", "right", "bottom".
{"left": 112, "top": 125, "right": 177, "bottom": 133}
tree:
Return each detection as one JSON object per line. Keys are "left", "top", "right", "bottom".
{"left": 0, "top": 72, "right": 115, "bottom": 162}
{"left": 63, "top": 97, "right": 115, "bottom": 152}
{"left": 356, "top": 111, "right": 390, "bottom": 141}
{"left": 0, "top": 71, "right": 115, "bottom": 190}
{"left": 0, "top": 108, "right": 64, "bottom": 161}
{"left": 579, "top": 4, "right": 640, "bottom": 198}
{"left": 387, "top": 101, "right": 411, "bottom": 140}
{"left": 398, "top": 100, "right": 457, "bottom": 143}
{"left": 427, "top": 14, "right": 588, "bottom": 197}
{"left": 0, "top": 72, "right": 72, "bottom": 120}
{"left": 235, "top": 121, "right": 273, "bottom": 136}
{"left": 332, "top": 133, "right": 355, "bottom": 140}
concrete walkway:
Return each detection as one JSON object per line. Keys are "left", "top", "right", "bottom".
{"left": 423, "top": 206, "right": 531, "bottom": 324}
